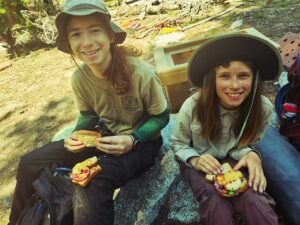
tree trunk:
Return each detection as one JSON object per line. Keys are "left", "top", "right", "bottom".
{"left": 44, "top": 0, "right": 58, "bottom": 15}
{"left": 2, "top": 0, "right": 15, "bottom": 48}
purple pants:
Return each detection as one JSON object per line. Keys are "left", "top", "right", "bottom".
{"left": 178, "top": 159, "right": 278, "bottom": 225}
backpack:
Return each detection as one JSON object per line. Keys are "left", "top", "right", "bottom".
{"left": 275, "top": 33, "right": 300, "bottom": 151}
{"left": 16, "top": 164, "right": 73, "bottom": 225}
{"left": 16, "top": 193, "right": 52, "bottom": 225}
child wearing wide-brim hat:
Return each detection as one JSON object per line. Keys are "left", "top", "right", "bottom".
{"left": 171, "top": 33, "right": 282, "bottom": 225}
{"left": 55, "top": 0, "right": 126, "bottom": 54}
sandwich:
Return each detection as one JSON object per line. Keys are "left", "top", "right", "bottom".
{"left": 205, "top": 162, "right": 248, "bottom": 197}
{"left": 70, "top": 156, "right": 102, "bottom": 187}
{"left": 75, "top": 130, "right": 101, "bottom": 147}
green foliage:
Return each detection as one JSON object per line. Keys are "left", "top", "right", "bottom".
{"left": 166, "top": 9, "right": 176, "bottom": 17}
{"left": 222, "top": 15, "right": 234, "bottom": 26}
{"left": 254, "top": 11, "right": 266, "bottom": 18}
{"left": 203, "top": 27, "right": 223, "bottom": 37}
{"left": 277, "top": 1, "right": 292, "bottom": 7}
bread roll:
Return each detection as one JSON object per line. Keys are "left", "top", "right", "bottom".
{"left": 75, "top": 130, "right": 101, "bottom": 147}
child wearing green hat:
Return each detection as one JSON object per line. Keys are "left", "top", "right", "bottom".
{"left": 9, "top": 0, "right": 169, "bottom": 224}
{"left": 171, "top": 33, "right": 282, "bottom": 225}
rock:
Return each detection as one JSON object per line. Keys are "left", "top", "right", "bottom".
{"left": 114, "top": 149, "right": 179, "bottom": 225}
{"left": 154, "top": 32, "right": 186, "bottom": 47}
{"left": 230, "top": 19, "right": 243, "bottom": 30}
{"left": 146, "top": 5, "right": 163, "bottom": 14}
{"left": 163, "top": 4, "right": 181, "bottom": 10}
{"left": 2, "top": 197, "right": 11, "bottom": 208}
{"left": 166, "top": 177, "right": 200, "bottom": 223}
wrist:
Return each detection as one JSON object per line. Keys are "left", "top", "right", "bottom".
{"left": 247, "top": 151, "right": 261, "bottom": 162}
{"left": 188, "top": 157, "right": 198, "bottom": 168}
{"left": 129, "top": 134, "right": 142, "bottom": 150}
{"left": 128, "top": 135, "right": 134, "bottom": 149}
{"left": 248, "top": 145, "right": 262, "bottom": 160}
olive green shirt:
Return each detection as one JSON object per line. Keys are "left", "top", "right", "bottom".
{"left": 71, "top": 56, "right": 168, "bottom": 135}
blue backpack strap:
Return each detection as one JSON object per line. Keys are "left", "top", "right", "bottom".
{"left": 275, "top": 83, "right": 293, "bottom": 119}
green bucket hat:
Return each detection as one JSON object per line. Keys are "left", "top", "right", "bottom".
{"left": 55, "top": 0, "right": 126, "bottom": 54}
{"left": 188, "top": 33, "right": 282, "bottom": 87}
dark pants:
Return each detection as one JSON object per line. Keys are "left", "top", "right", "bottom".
{"left": 178, "top": 159, "right": 278, "bottom": 225}
{"left": 9, "top": 137, "right": 162, "bottom": 225}
{"left": 255, "top": 126, "right": 300, "bottom": 225}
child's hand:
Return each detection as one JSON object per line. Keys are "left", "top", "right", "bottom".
{"left": 188, "top": 154, "right": 221, "bottom": 174}
{"left": 96, "top": 135, "right": 133, "bottom": 156}
{"left": 64, "top": 132, "right": 85, "bottom": 153}
{"left": 233, "top": 151, "right": 266, "bottom": 193}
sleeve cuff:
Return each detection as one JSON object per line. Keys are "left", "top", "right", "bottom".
{"left": 229, "top": 147, "right": 252, "bottom": 161}
{"left": 229, "top": 146, "right": 262, "bottom": 161}
{"left": 249, "top": 145, "right": 262, "bottom": 160}
{"left": 175, "top": 149, "right": 200, "bottom": 167}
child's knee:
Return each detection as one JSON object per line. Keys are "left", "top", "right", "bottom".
{"left": 193, "top": 182, "right": 216, "bottom": 202}
{"left": 18, "top": 153, "right": 35, "bottom": 174}
{"left": 240, "top": 190, "right": 275, "bottom": 209}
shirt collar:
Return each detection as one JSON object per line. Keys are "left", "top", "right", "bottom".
{"left": 219, "top": 105, "right": 239, "bottom": 116}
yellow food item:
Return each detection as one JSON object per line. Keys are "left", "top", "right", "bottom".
{"left": 159, "top": 27, "right": 178, "bottom": 35}
{"left": 220, "top": 162, "right": 232, "bottom": 174}
{"left": 205, "top": 174, "right": 215, "bottom": 183}
{"left": 72, "top": 156, "right": 98, "bottom": 174}
{"left": 70, "top": 156, "right": 102, "bottom": 187}
{"left": 222, "top": 171, "right": 243, "bottom": 184}
{"left": 210, "top": 162, "right": 248, "bottom": 197}
{"left": 225, "top": 179, "right": 242, "bottom": 191}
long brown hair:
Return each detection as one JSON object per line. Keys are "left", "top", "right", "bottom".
{"left": 104, "top": 44, "right": 142, "bottom": 95}
{"left": 195, "top": 60, "right": 263, "bottom": 148}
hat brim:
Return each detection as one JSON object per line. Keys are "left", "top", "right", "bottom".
{"left": 188, "top": 33, "right": 282, "bottom": 87}
{"left": 55, "top": 12, "right": 126, "bottom": 54}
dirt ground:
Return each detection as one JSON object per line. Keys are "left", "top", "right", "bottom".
{"left": 0, "top": 0, "right": 299, "bottom": 224}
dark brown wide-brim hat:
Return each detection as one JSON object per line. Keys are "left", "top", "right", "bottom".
{"left": 55, "top": 0, "right": 126, "bottom": 54}
{"left": 188, "top": 33, "right": 283, "bottom": 87}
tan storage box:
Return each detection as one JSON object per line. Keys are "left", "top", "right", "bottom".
{"left": 153, "top": 28, "right": 280, "bottom": 113}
